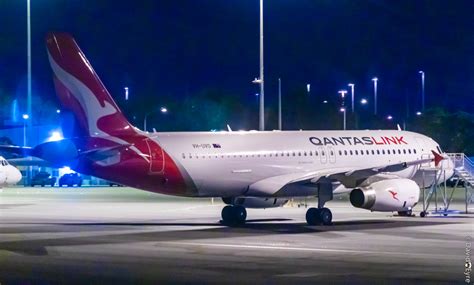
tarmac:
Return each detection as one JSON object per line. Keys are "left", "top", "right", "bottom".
{"left": 0, "top": 187, "right": 472, "bottom": 284}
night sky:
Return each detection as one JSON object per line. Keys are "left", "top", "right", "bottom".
{"left": 1, "top": 1, "right": 473, "bottom": 128}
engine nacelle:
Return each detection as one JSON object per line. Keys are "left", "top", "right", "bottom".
{"left": 350, "top": 179, "right": 420, "bottom": 212}
{"left": 222, "top": 197, "right": 288, "bottom": 209}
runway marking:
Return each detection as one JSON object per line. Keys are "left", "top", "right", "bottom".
{"left": 160, "top": 241, "right": 458, "bottom": 259}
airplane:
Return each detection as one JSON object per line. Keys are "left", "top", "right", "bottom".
{"left": 0, "top": 156, "right": 22, "bottom": 188}
{"left": 3, "top": 32, "right": 455, "bottom": 226}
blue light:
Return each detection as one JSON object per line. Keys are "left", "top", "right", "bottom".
{"left": 47, "top": 131, "right": 63, "bottom": 142}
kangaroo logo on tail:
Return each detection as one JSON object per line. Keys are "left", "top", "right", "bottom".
{"left": 46, "top": 33, "right": 135, "bottom": 138}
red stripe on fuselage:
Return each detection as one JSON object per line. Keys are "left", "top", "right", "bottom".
{"left": 74, "top": 135, "right": 191, "bottom": 196}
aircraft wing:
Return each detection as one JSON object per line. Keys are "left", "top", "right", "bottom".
{"left": 0, "top": 139, "right": 133, "bottom": 166}
{"left": 247, "top": 155, "right": 435, "bottom": 197}
{"left": 0, "top": 145, "right": 33, "bottom": 158}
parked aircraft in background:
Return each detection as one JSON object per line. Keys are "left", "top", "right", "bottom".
{"left": 0, "top": 156, "right": 22, "bottom": 188}
{"left": 1, "top": 33, "right": 455, "bottom": 226}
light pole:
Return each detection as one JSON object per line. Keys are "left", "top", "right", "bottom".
{"left": 419, "top": 71, "right": 425, "bottom": 111}
{"left": 340, "top": 108, "right": 347, "bottom": 130}
{"left": 22, "top": 114, "right": 29, "bottom": 146}
{"left": 27, "top": 0, "right": 32, "bottom": 136}
{"left": 278, "top": 78, "right": 282, "bottom": 130}
{"left": 338, "top": 90, "right": 348, "bottom": 130}
{"left": 348, "top": 83, "right": 355, "bottom": 113}
{"left": 124, "top": 87, "right": 129, "bottom": 101}
{"left": 143, "top": 107, "right": 167, "bottom": 132}
{"left": 252, "top": 0, "right": 265, "bottom": 131}
{"left": 372, "top": 77, "right": 378, "bottom": 115}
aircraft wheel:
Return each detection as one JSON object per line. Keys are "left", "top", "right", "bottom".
{"left": 420, "top": 211, "right": 426, "bottom": 217}
{"left": 305, "top": 208, "right": 322, "bottom": 225}
{"left": 320, "top": 208, "right": 333, "bottom": 225}
{"left": 221, "top": 205, "right": 247, "bottom": 226}
{"left": 233, "top": 205, "right": 247, "bottom": 224}
{"left": 221, "top": 205, "right": 234, "bottom": 224}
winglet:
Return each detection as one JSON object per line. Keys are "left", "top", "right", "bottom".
{"left": 431, "top": 150, "right": 444, "bottom": 167}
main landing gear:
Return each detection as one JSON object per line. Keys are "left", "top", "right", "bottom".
{"left": 305, "top": 207, "right": 333, "bottom": 225}
{"left": 221, "top": 205, "right": 247, "bottom": 226}
{"left": 306, "top": 179, "right": 334, "bottom": 226}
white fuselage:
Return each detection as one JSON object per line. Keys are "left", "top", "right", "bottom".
{"left": 152, "top": 130, "right": 452, "bottom": 197}
{"left": 0, "top": 157, "right": 22, "bottom": 187}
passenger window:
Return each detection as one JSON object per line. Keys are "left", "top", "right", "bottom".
{"left": 315, "top": 151, "right": 319, "bottom": 156}
{"left": 339, "top": 150, "right": 342, "bottom": 156}
{"left": 344, "top": 150, "right": 348, "bottom": 155}
{"left": 382, "top": 150, "right": 385, "bottom": 155}
{"left": 377, "top": 150, "right": 380, "bottom": 155}
{"left": 330, "top": 151, "right": 334, "bottom": 156}
{"left": 414, "top": 149, "right": 417, "bottom": 154}
{"left": 403, "top": 149, "right": 406, "bottom": 154}
{"left": 398, "top": 149, "right": 401, "bottom": 154}
{"left": 408, "top": 149, "right": 411, "bottom": 154}
{"left": 350, "top": 150, "right": 353, "bottom": 155}
{"left": 371, "top": 150, "right": 375, "bottom": 155}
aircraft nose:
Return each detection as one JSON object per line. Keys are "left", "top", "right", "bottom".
{"left": 7, "top": 167, "right": 22, "bottom": 185}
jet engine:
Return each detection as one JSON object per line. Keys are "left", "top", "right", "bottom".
{"left": 350, "top": 179, "right": 420, "bottom": 212}
{"left": 222, "top": 197, "right": 288, "bottom": 209}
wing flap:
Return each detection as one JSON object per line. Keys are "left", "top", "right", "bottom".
{"left": 247, "top": 168, "right": 352, "bottom": 197}
{"left": 246, "top": 156, "right": 435, "bottom": 197}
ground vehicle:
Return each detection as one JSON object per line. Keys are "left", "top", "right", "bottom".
{"left": 58, "top": 173, "right": 83, "bottom": 187}
{"left": 31, "top": 172, "right": 56, "bottom": 187}
{"left": 446, "top": 176, "right": 466, "bottom": 187}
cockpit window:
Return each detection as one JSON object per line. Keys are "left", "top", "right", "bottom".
{"left": 1, "top": 160, "right": 7, "bottom": 166}
{"left": 436, "top": 146, "right": 442, "bottom": 153}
